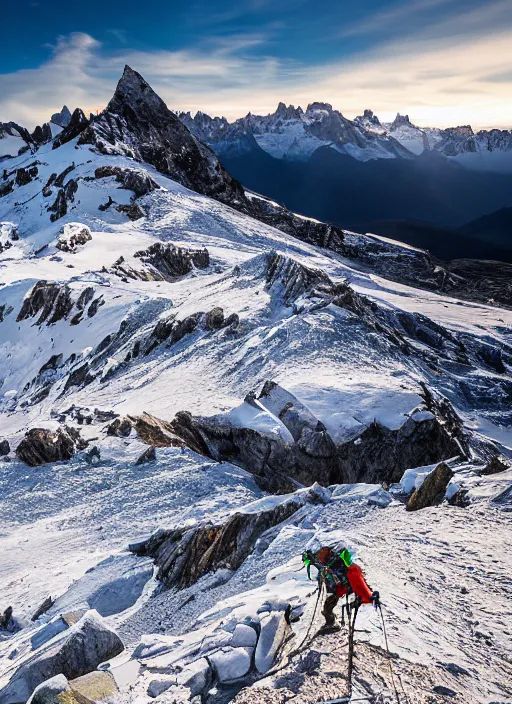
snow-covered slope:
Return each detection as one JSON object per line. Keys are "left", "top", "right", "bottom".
{"left": 1, "top": 68, "right": 511, "bottom": 704}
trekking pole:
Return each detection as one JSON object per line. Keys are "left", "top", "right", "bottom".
{"left": 378, "top": 604, "right": 402, "bottom": 704}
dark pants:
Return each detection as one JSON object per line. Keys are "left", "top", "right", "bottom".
{"left": 322, "top": 592, "right": 339, "bottom": 626}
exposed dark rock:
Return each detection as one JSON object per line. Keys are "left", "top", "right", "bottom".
{"left": 94, "top": 165, "right": 160, "bottom": 197}
{"left": 0, "top": 606, "right": 17, "bottom": 632}
{"left": 83, "top": 446, "right": 101, "bottom": 465}
{"left": 447, "top": 487, "right": 471, "bottom": 508}
{"left": 56, "top": 224, "right": 92, "bottom": 253}
{"left": 31, "top": 596, "right": 54, "bottom": 622}
{"left": 98, "top": 195, "right": 114, "bottom": 211}
{"left": 16, "top": 166, "right": 38, "bottom": 186}
{"left": 168, "top": 410, "right": 301, "bottom": 493}
{"left": 78, "top": 66, "right": 249, "bottom": 210}
{"left": 128, "top": 241, "right": 209, "bottom": 281}
{"left": 116, "top": 202, "right": 145, "bottom": 220}
{"left": 54, "top": 164, "right": 76, "bottom": 188}
{"left": 17, "top": 281, "right": 75, "bottom": 325}
{"left": 250, "top": 195, "right": 345, "bottom": 252}
{"left": 106, "top": 417, "right": 133, "bottom": 437}
{"left": 76, "top": 287, "right": 95, "bottom": 310}
{"left": 480, "top": 455, "right": 510, "bottom": 475}
{"left": 0, "top": 180, "right": 14, "bottom": 197}
{"left": 135, "top": 446, "right": 156, "bottom": 465}
{"left": 49, "top": 189, "right": 67, "bottom": 221}
{"left": 53, "top": 109, "right": 89, "bottom": 149}
{"left": 204, "top": 306, "right": 225, "bottom": 330}
{"left": 128, "top": 412, "right": 184, "bottom": 448}
{"left": 87, "top": 296, "right": 104, "bottom": 318}
{"left": 31, "top": 123, "right": 52, "bottom": 145}
{"left": 63, "top": 363, "right": 94, "bottom": 391}
{"left": 16, "top": 426, "right": 87, "bottom": 467}
{"left": 131, "top": 499, "right": 303, "bottom": 588}
{"left": 63, "top": 178, "right": 78, "bottom": 202}
{"left": 0, "top": 439, "right": 10, "bottom": 456}
{"left": 407, "top": 462, "right": 453, "bottom": 511}
{"left": 38, "top": 354, "right": 63, "bottom": 376}
{"left": 266, "top": 251, "right": 333, "bottom": 306}
{"left": 42, "top": 172, "right": 57, "bottom": 197}
{"left": 335, "top": 417, "right": 460, "bottom": 485}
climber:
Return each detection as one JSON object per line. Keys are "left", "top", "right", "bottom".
{"left": 302, "top": 545, "right": 379, "bottom": 629}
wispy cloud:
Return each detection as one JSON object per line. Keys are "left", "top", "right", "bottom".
{"left": 1, "top": 0, "right": 512, "bottom": 130}
{"left": 339, "top": 0, "right": 459, "bottom": 38}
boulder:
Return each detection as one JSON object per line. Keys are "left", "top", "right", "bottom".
{"left": 56, "top": 223, "right": 92, "bottom": 253}
{"left": 16, "top": 426, "right": 86, "bottom": 467}
{"left": 204, "top": 307, "right": 225, "bottom": 330}
{"left": 209, "top": 647, "right": 253, "bottom": 683}
{"left": 177, "top": 657, "right": 212, "bottom": 697}
{"left": 255, "top": 611, "right": 290, "bottom": 674}
{"left": 148, "top": 678, "right": 175, "bottom": 698}
{"left": 0, "top": 606, "right": 16, "bottom": 632}
{"left": 407, "top": 462, "right": 453, "bottom": 511}
{"left": 69, "top": 670, "right": 118, "bottom": 703}
{"left": 27, "top": 674, "right": 76, "bottom": 704}
{"left": 135, "top": 446, "right": 156, "bottom": 465}
{"left": 94, "top": 165, "right": 160, "bottom": 197}
{"left": 230, "top": 624, "right": 258, "bottom": 648}
{"left": 1, "top": 610, "right": 124, "bottom": 704}
{"left": 116, "top": 203, "right": 145, "bottom": 220}
{"left": 0, "top": 439, "right": 10, "bottom": 455}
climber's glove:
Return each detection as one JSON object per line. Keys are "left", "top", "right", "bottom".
{"left": 370, "top": 590, "right": 380, "bottom": 608}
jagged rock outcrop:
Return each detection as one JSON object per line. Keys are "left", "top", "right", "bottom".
{"left": 135, "top": 446, "right": 156, "bottom": 465}
{"left": 407, "top": 462, "right": 453, "bottom": 511}
{"left": 249, "top": 196, "right": 345, "bottom": 252}
{"left": 166, "top": 379, "right": 465, "bottom": 489}
{"left": 31, "top": 123, "right": 52, "bottom": 146}
{"left": 480, "top": 455, "right": 510, "bottom": 476}
{"left": 78, "top": 66, "right": 249, "bottom": 210}
{"left": 48, "top": 189, "right": 68, "bottom": 221}
{"left": 133, "top": 241, "right": 209, "bottom": 281}
{"left": 16, "top": 426, "right": 87, "bottom": 466}
{"left": 94, "top": 165, "right": 160, "bottom": 197}
{"left": 130, "top": 498, "right": 305, "bottom": 588}
{"left": 116, "top": 202, "right": 145, "bottom": 220}
{"left": 51, "top": 105, "right": 72, "bottom": 128}
{"left": 17, "top": 281, "right": 101, "bottom": 327}
{"left": 56, "top": 223, "right": 92, "bottom": 253}
{"left": 17, "top": 281, "right": 74, "bottom": 325}
{"left": 0, "top": 610, "right": 124, "bottom": 704}
{"left": 128, "top": 412, "right": 184, "bottom": 447}
{"left": 0, "top": 439, "right": 10, "bottom": 455}
{"left": 52, "top": 108, "right": 89, "bottom": 149}
{"left": 0, "top": 179, "right": 14, "bottom": 197}
{"left": 106, "top": 416, "right": 133, "bottom": 437}
{"left": 16, "top": 165, "right": 38, "bottom": 186}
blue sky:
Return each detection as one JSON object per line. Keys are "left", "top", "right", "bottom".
{"left": 1, "top": 0, "right": 512, "bottom": 128}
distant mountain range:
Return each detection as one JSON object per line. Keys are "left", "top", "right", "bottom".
{"left": 180, "top": 103, "right": 512, "bottom": 173}
{"left": 2, "top": 98, "right": 511, "bottom": 261}
{"left": 177, "top": 104, "right": 512, "bottom": 260}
